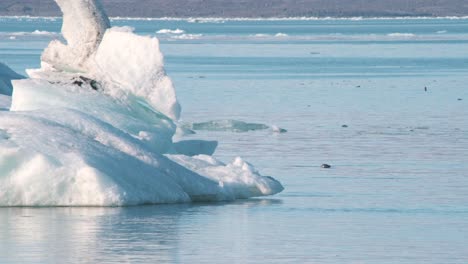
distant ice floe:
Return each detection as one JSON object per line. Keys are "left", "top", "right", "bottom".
{"left": 156, "top": 29, "right": 202, "bottom": 40}
{"left": 249, "top": 33, "right": 289, "bottom": 39}
{"left": 271, "top": 125, "right": 288, "bottom": 133}
{"left": 31, "top": 30, "right": 56, "bottom": 35}
{"left": 0, "top": 0, "right": 283, "bottom": 206}
{"left": 157, "top": 28, "right": 185, "bottom": 34}
{"left": 185, "top": 120, "right": 287, "bottom": 133}
{"left": 4, "top": 30, "right": 58, "bottom": 38}
{"left": 170, "top": 33, "right": 203, "bottom": 40}
{"left": 190, "top": 120, "right": 269, "bottom": 132}
{"left": 252, "top": 34, "right": 269, "bottom": 38}
{"left": 275, "top": 33, "right": 289, "bottom": 37}
{"left": 386, "top": 33, "right": 416, "bottom": 38}
{"left": 0, "top": 16, "right": 60, "bottom": 21}
{"left": 254, "top": 33, "right": 288, "bottom": 37}
{"left": 0, "top": 30, "right": 59, "bottom": 41}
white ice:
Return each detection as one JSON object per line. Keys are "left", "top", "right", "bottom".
{"left": 0, "top": 0, "right": 283, "bottom": 206}
{"left": 157, "top": 29, "right": 185, "bottom": 34}
{"left": 41, "top": 0, "right": 110, "bottom": 72}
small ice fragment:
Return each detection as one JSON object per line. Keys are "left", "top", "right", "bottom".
{"left": 157, "top": 29, "right": 185, "bottom": 34}
{"left": 138, "top": 131, "right": 152, "bottom": 141}
{"left": 271, "top": 125, "right": 287, "bottom": 133}
{"left": 275, "top": 33, "right": 288, "bottom": 37}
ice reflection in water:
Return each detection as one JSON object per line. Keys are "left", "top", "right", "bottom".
{"left": 0, "top": 200, "right": 283, "bottom": 263}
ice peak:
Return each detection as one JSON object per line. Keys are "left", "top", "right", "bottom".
{"left": 42, "top": 0, "right": 110, "bottom": 72}
{"left": 34, "top": 0, "right": 180, "bottom": 120}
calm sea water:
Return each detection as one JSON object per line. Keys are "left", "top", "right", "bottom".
{"left": 1, "top": 17, "right": 468, "bottom": 263}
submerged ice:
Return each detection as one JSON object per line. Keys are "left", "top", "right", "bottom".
{"left": 0, "top": 0, "right": 283, "bottom": 206}
{"left": 186, "top": 120, "right": 287, "bottom": 133}
{"left": 0, "top": 62, "right": 25, "bottom": 96}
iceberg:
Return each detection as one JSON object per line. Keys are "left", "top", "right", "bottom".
{"left": 0, "top": 0, "right": 283, "bottom": 206}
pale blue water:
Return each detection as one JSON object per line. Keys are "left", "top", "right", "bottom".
{"left": 1, "top": 17, "right": 468, "bottom": 263}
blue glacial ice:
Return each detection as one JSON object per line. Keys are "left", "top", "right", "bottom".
{"left": 186, "top": 120, "right": 287, "bottom": 133}
{"left": 0, "top": 62, "right": 25, "bottom": 96}
{"left": 0, "top": 0, "right": 283, "bottom": 206}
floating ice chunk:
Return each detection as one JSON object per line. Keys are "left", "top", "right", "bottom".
{"left": 187, "top": 18, "right": 225, "bottom": 24}
{"left": 157, "top": 29, "right": 185, "bottom": 34}
{"left": 31, "top": 30, "right": 56, "bottom": 36}
{"left": 168, "top": 155, "right": 284, "bottom": 198}
{"left": 8, "top": 31, "right": 57, "bottom": 38}
{"left": 171, "top": 34, "right": 203, "bottom": 40}
{"left": 387, "top": 33, "right": 415, "bottom": 38}
{"left": 275, "top": 33, "right": 289, "bottom": 37}
{"left": 0, "top": 62, "right": 25, "bottom": 96}
{"left": 190, "top": 120, "right": 270, "bottom": 132}
{"left": 271, "top": 125, "right": 288, "bottom": 133}
{"left": 253, "top": 34, "right": 270, "bottom": 37}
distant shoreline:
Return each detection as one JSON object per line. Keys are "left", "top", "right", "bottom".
{"left": 2, "top": 15, "right": 468, "bottom": 21}
{"left": 2, "top": 0, "right": 468, "bottom": 18}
